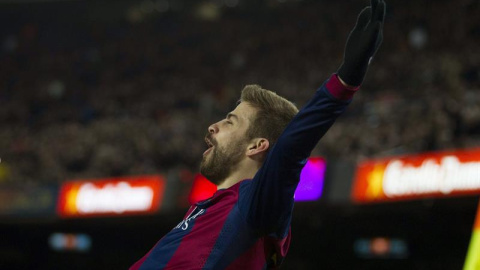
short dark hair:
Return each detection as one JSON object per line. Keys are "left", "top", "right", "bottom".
{"left": 240, "top": 85, "right": 299, "bottom": 150}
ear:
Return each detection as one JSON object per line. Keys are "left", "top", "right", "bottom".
{"left": 246, "top": 138, "right": 270, "bottom": 157}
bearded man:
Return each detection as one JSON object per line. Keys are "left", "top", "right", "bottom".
{"left": 131, "top": 0, "right": 386, "bottom": 269}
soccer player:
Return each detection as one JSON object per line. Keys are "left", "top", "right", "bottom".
{"left": 130, "top": 0, "right": 385, "bottom": 269}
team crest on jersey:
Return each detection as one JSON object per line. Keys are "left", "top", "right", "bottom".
{"left": 174, "top": 207, "right": 205, "bottom": 231}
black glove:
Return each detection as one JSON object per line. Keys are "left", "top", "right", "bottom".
{"left": 337, "top": 0, "right": 386, "bottom": 86}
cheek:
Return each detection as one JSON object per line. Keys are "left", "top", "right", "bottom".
{"left": 218, "top": 130, "right": 236, "bottom": 144}
{"left": 218, "top": 126, "right": 248, "bottom": 147}
{"left": 225, "top": 134, "right": 241, "bottom": 148}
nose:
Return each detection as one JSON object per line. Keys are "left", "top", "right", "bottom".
{"left": 208, "top": 123, "right": 219, "bottom": 134}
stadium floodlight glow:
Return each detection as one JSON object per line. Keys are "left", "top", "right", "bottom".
{"left": 189, "top": 157, "right": 327, "bottom": 204}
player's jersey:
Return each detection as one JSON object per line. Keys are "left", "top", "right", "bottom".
{"left": 130, "top": 74, "right": 357, "bottom": 270}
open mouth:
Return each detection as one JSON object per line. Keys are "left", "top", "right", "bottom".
{"left": 203, "top": 137, "right": 214, "bottom": 156}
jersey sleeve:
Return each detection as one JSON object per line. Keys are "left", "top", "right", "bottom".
{"left": 237, "top": 74, "right": 358, "bottom": 236}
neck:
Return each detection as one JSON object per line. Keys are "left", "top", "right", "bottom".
{"left": 216, "top": 159, "right": 260, "bottom": 189}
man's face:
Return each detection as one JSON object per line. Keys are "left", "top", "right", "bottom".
{"left": 200, "top": 102, "right": 257, "bottom": 186}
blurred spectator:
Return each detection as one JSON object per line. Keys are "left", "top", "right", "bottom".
{"left": 0, "top": 0, "right": 479, "bottom": 184}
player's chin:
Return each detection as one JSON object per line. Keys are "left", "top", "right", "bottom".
{"left": 200, "top": 152, "right": 211, "bottom": 165}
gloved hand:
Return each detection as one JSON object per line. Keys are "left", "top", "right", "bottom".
{"left": 337, "top": 0, "right": 386, "bottom": 87}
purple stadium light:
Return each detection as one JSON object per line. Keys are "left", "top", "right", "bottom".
{"left": 294, "top": 157, "right": 326, "bottom": 201}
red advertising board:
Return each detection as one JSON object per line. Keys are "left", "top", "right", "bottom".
{"left": 188, "top": 174, "right": 217, "bottom": 205}
{"left": 57, "top": 175, "right": 165, "bottom": 217}
{"left": 187, "top": 157, "right": 327, "bottom": 204}
{"left": 353, "top": 148, "right": 480, "bottom": 203}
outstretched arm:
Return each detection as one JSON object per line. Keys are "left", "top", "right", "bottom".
{"left": 239, "top": 0, "right": 386, "bottom": 235}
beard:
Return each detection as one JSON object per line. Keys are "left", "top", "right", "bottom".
{"left": 200, "top": 136, "right": 247, "bottom": 186}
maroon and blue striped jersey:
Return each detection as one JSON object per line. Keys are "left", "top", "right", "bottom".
{"left": 130, "top": 74, "right": 357, "bottom": 269}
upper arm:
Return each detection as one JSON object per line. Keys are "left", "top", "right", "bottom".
{"left": 237, "top": 74, "right": 356, "bottom": 235}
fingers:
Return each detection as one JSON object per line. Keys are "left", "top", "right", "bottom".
{"left": 371, "top": 0, "right": 378, "bottom": 19}
{"left": 354, "top": 0, "right": 386, "bottom": 32}
{"left": 368, "top": 22, "right": 383, "bottom": 44}
{"left": 355, "top": 7, "right": 372, "bottom": 31}
{"left": 372, "top": 0, "right": 386, "bottom": 23}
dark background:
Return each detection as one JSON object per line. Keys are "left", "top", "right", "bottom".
{"left": 0, "top": 0, "right": 479, "bottom": 269}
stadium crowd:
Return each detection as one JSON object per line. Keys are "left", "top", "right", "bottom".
{"left": 0, "top": 0, "right": 479, "bottom": 184}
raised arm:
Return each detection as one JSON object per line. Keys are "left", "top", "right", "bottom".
{"left": 238, "top": 0, "right": 386, "bottom": 235}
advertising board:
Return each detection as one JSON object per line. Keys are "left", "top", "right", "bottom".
{"left": 57, "top": 175, "right": 165, "bottom": 217}
{"left": 353, "top": 149, "right": 480, "bottom": 202}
